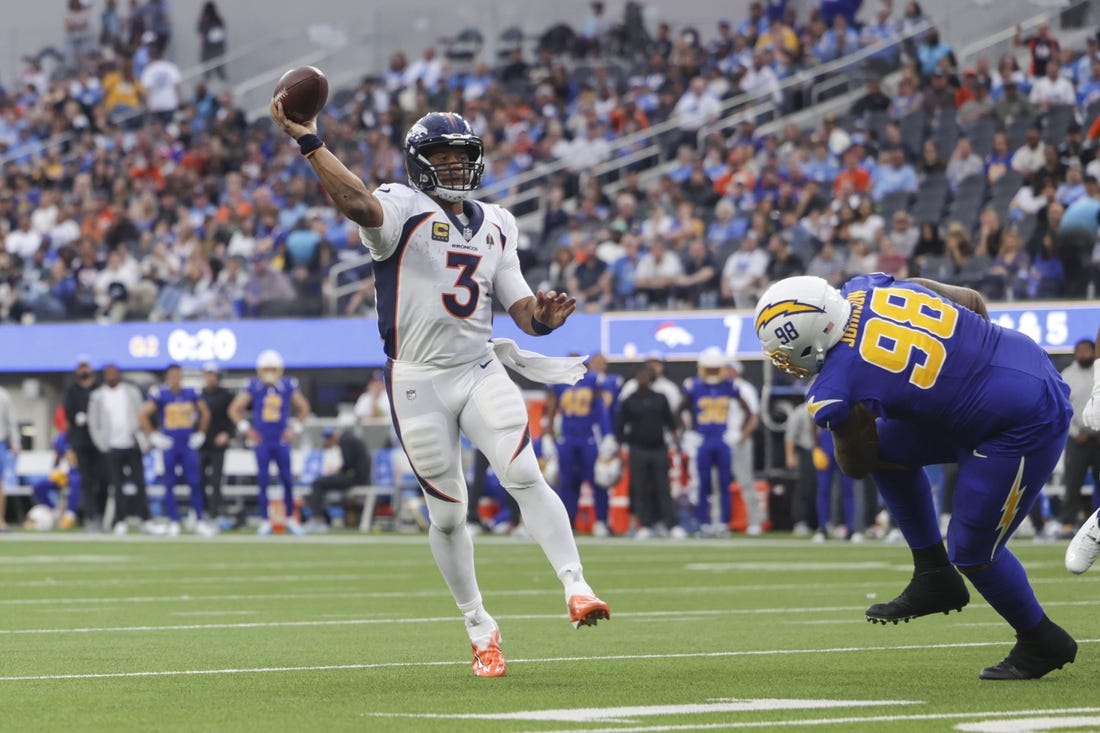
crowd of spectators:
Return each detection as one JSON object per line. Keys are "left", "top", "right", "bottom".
{"left": 1, "top": 0, "right": 1098, "bottom": 326}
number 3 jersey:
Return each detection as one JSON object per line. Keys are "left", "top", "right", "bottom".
{"left": 359, "top": 184, "right": 534, "bottom": 367}
{"left": 807, "top": 273, "right": 1071, "bottom": 452}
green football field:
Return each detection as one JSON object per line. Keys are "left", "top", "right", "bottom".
{"left": 3, "top": 532, "right": 1099, "bottom": 732}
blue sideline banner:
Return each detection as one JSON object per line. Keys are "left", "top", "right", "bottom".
{"left": 602, "top": 302, "right": 1100, "bottom": 361}
{"left": 0, "top": 303, "right": 1095, "bottom": 372}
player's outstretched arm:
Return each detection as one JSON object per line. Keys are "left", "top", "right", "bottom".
{"left": 908, "top": 277, "right": 989, "bottom": 320}
{"left": 269, "top": 99, "right": 383, "bottom": 228}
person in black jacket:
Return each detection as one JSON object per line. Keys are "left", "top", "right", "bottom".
{"left": 62, "top": 355, "right": 106, "bottom": 530}
{"left": 615, "top": 366, "right": 684, "bottom": 539}
{"left": 305, "top": 426, "right": 371, "bottom": 531}
{"left": 198, "top": 362, "right": 235, "bottom": 524}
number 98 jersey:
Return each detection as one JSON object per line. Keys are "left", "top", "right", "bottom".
{"left": 808, "top": 273, "right": 1071, "bottom": 453}
{"left": 359, "top": 183, "right": 533, "bottom": 367}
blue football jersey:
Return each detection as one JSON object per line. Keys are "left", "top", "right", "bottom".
{"left": 595, "top": 371, "right": 623, "bottom": 417}
{"left": 551, "top": 372, "right": 611, "bottom": 442}
{"left": 245, "top": 377, "right": 299, "bottom": 442}
{"left": 148, "top": 385, "right": 201, "bottom": 442}
{"left": 683, "top": 377, "right": 741, "bottom": 439}
{"left": 807, "top": 273, "right": 1071, "bottom": 452}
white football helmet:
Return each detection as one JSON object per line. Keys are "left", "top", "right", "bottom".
{"left": 594, "top": 455, "right": 622, "bottom": 488}
{"left": 754, "top": 276, "right": 851, "bottom": 379}
{"left": 256, "top": 349, "right": 284, "bottom": 384}
{"left": 697, "top": 346, "right": 726, "bottom": 384}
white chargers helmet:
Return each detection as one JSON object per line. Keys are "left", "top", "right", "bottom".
{"left": 256, "top": 349, "right": 285, "bottom": 384}
{"left": 24, "top": 504, "right": 56, "bottom": 531}
{"left": 697, "top": 346, "right": 727, "bottom": 384}
{"left": 754, "top": 276, "right": 851, "bottom": 379}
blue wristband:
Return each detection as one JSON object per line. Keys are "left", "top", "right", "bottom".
{"left": 531, "top": 315, "right": 555, "bottom": 335}
{"left": 296, "top": 133, "right": 323, "bottom": 156}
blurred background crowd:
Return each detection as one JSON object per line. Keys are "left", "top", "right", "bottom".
{"left": 1, "top": 0, "right": 1099, "bottom": 327}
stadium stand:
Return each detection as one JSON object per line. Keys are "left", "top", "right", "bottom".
{"left": 2, "top": 0, "right": 1097, "bottom": 327}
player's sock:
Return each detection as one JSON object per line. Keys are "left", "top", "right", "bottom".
{"left": 870, "top": 467, "right": 941, "bottom": 548}
{"left": 429, "top": 522, "right": 482, "bottom": 613}
{"left": 557, "top": 564, "right": 594, "bottom": 599}
{"left": 509, "top": 480, "right": 583, "bottom": 571}
{"left": 960, "top": 550, "right": 1044, "bottom": 631}
{"left": 913, "top": 540, "right": 950, "bottom": 570}
{"left": 460, "top": 598, "right": 497, "bottom": 645}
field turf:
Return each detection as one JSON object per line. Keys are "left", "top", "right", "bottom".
{"left": 2, "top": 532, "right": 1099, "bottom": 732}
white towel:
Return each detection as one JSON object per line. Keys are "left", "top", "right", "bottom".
{"left": 491, "top": 338, "right": 587, "bottom": 385}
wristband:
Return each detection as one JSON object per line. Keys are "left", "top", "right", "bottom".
{"left": 531, "top": 315, "right": 555, "bottom": 335}
{"left": 236, "top": 419, "right": 251, "bottom": 434}
{"left": 296, "top": 133, "right": 324, "bottom": 157}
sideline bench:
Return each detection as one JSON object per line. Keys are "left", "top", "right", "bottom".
{"left": 5, "top": 448, "right": 400, "bottom": 531}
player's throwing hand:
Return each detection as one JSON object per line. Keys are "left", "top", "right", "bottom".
{"left": 269, "top": 97, "right": 316, "bottom": 139}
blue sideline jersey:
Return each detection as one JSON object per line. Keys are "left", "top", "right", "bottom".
{"left": 147, "top": 385, "right": 202, "bottom": 442}
{"left": 245, "top": 376, "right": 299, "bottom": 443}
{"left": 807, "top": 273, "right": 1071, "bottom": 452}
{"left": 550, "top": 372, "right": 611, "bottom": 443}
{"left": 595, "top": 371, "right": 623, "bottom": 418}
{"left": 683, "top": 377, "right": 741, "bottom": 440}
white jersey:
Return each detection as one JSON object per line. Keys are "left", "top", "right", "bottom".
{"left": 359, "top": 184, "right": 532, "bottom": 367}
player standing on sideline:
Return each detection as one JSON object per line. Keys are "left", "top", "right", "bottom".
{"left": 544, "top": 356, "right": 613, "bottom": 536}
{"left": 680, "top": 347, "right": 753, "bottom": 537}
{"left": 198, "top": 363, "right": 235, "bottom": 528}
{"left": 228, "top": 350, "right": 311, "bottom": 536}
{"left": 1064, "top": 324, "right": 1100, "bottom": 572}
{"left": 140, "top": 364, "right": 213, "bottom": 535}
{"left": 269, "top": 99, "right": 609, "bottom": 678}
{"left": 755, "top": 274, "right": 1076, "bottom": 680}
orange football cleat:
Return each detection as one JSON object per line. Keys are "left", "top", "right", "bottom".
{"left": 568, "top": 594, "right": 611, "bottom": 628}
{"left": 471, "top": 630, "right": 506, "bottom": 678}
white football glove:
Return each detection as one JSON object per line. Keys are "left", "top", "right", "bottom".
{"left": 1084, "top": 364, "right": 1100, "bottom": 432}
{"left": 597, "top": 434, "right": 619, "bottom": 460}
{"left": 681, "top": 430, "right": 704, "bottom": 457}
{"left": 1083, "top": 394, "right": 1100, "bottom": 432}
{"left": 149, "top": 431, "right": 174, "bottom": 450}
{"left": 188, "top": 432, "right": 206, "bottom": 450}
{"left": 236, "top": 419, "right": 252, "bottom": 435}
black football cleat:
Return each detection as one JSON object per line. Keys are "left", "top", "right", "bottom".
{"left": 979, "top": 621, "right": 1077, "bottom": 680}
{"left": 866, "top": 565, "right": 970, "bottom": 624}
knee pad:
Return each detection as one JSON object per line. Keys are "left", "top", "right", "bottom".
{"left": 500, "top": 446, "right": 544, "bottom": 491}
{"left": 399, "top": 415, "right": 451, "bottom": 480}
{"left": 425, "top": 498, "right": 466, "bottom": 533}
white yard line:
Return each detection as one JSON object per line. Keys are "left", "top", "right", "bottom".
{"left": 513, "top": 708, "right": 1100, "bottom": 733}
{"left": 0, "top": 641, "right": 1097, "bottom": 683}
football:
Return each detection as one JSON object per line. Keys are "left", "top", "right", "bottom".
{"left": 273, "top": 65, "right": 329, "bottom": 124}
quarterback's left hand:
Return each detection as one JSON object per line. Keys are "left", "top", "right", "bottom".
{"left": 1083, "top": 394, "right": 1100, "bottom": 432}
{"left": 534, "top": 289, "right": 577, "bottom": 329}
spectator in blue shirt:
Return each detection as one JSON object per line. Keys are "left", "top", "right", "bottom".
{"left": 871, "top": 146, "right": 919, "bottom": 202}
{"left": 814, "top": 14, "right": 860, "bottom": 63}
{"left": 917, "top": 28, "right": 954, "bottom": 79}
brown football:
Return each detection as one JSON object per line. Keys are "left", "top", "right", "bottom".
{"left": 273, "top": 65, "right": 329, "bottom": 124}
